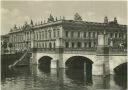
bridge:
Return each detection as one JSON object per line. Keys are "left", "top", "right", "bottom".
{"left": 28, "top": 34, "right": 127, "bottom": 76}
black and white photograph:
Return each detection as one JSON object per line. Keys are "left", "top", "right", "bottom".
{"left": 1, "top": 1, "right": 127, "bottom": 90}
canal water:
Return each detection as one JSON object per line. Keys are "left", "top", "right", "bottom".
{"left": 1, "top": 64, "right": 127, "bottom": 90}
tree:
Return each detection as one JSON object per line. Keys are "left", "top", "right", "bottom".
{"left": 74, "top": 13, "right": 82, "bottom": 21}
{"left": 8, "top": 43, "right": 13, "bottom": 48}
{"left": 2, "top": 42, "right": 7, "bottom": 49}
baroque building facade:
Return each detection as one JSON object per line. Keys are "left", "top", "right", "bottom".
{"left": 8, "top": 14, "right": 127, "bottom": 53}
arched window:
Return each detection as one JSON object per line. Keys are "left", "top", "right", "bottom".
{"left": 77, "top": 42, "right": 81, "bottom": 48}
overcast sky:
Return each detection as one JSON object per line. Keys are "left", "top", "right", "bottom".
{"left": 1, "top": 1, "right": 127, "bottom": 35}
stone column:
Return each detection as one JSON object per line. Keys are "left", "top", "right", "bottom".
{"left": 94, "top": 33, "right": 110, "bottom": 76}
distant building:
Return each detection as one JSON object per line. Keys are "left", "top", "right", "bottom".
{"left": 5, "top": 14, "right": 127, "bottom": 53}
{"left": 1, "top": 34, "right": 9, "bottom": 54}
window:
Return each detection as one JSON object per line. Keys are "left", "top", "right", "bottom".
{"left": 65, "top": 42, "right": 69, "bottom": 48}
{"left": 77, "top": 42, "right": 81, "bottom": 48}
{"left": 49, "top": 31, "right": 51, "bottom": 38}
{"left": 119, "top": 33, "right": 123, "bottom": 38}
{"left": 45, "top": 31, "right": 47, "bottom": 39}
{"left": 88, "top": 32, "right": 91, "bottom": 38}
{"left": 71, "top": 42, "right": 75, "bottom": 48}
{"left": 42, "top": 31, "right": 44, "bottom": 39}
{"left": 57, "top": 30, "right": 59, "bottom": 37}
{"left": 115, "top": 33, "right": 117, "bottom": 38}
{"left": 42, "top": 43, "right": 44, "bottom": 48}
{"left": 93, "top": 32, "right": 95, "bottom": 38}
{"left": 49, "top": 42, "right": 52, "bottom": 48}
{"left": 78, "top": 32, "right": 80, "bottom": 38}
{"left": 40, "top": 32, "right": 42, "bottom": 40}
{"left": 84, "top": 32, "right": 86, "bottom": 38}
{"left": 71, "top": 31, "right": 74, "bottom": 38}
{"left": 110, "top": 33, "right": 113, "bottom": 38}
{"left": 66, "top": 31, "right": 68, "bottom": 37}
{"left": 84, "top": 42, "right": 87, "bottom": 47}
{"left": 37, "top": 43, "right": 38, "bottom": 48}
{"left": 94, "top": 42, "right": 96, "bottom": 47}
{"left": 45, "top": 43, "right": 47, "bottom": 48}
{"left": 53, "top": 42, "right": 55, "bottom": 48}
{"left": 53, "top": 30, "right": 56, "bottom": 38}
{"left": 89, "top": 42, "right": 91, "bottom": 47}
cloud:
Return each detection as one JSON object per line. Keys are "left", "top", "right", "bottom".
{"left": 1, "top": 8, "right": 31, "bottom": 35}
{"left": 86, "top": 12, "right": 95, "bottom": 16}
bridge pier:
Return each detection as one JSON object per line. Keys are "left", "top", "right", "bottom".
{"left": 30, "top": 52, "right": 38, "bottom": 65}
{"left": 56, "top": 38, "right": 65, "bottom": 68}
{"left": 51, "top": 60, "right": 58, "bottom": 68}
{"left": 96, "top": 33, "right": 110, "bottom": 76}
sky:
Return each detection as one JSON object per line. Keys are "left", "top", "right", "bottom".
{"left": 1, "top": 1, "right": 127, "bottom": 35}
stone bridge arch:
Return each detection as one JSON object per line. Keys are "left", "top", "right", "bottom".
{"left": 35, "top": 53, "right": 58, "bottom": 68}
{"left": 63, "top": 53, "right": 98, "bottom": 75}
{"left": 109, "top": 55, "right": 127, "bottom": 74}
{"left": 63, "top": 54, "right": 96, "bottom": 64}
{"left": 65, "top": 55, "right": 93, "bottom": 71}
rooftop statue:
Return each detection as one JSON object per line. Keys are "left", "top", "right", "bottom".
{"left": 74, "top": 13, "right": 82, "bottom": 21}
{"left": 48, "top": 14, "right": 54, "bottom": 22}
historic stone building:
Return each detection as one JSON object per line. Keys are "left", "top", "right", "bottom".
{"left": 8, "top": 14, "right": 127, "bottom": 53}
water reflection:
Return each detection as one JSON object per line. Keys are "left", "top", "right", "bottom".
{"left": 1, "top": 65, "right": 127, "bottom": 90}
{"left": 65, "top": 68, "right": 93, "bottom": 86}
{"left": 114, "top": 75, "right": 127, "bottom": 89}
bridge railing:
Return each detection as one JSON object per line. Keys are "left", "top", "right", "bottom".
{"left": 30, "top": 47, "right": 97, "bottom": 52}
{"left": 31, "top": 48, "right": 56, "bottom": 52}
{"left": 109, "top": 47, "right": 127, "bottom": 52}
{"left": 64, "top": 47, "right": 97, "bottom": 51}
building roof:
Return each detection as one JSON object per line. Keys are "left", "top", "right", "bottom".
{"left": 9, "top": 20, "right": 127, "bottom": 34}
